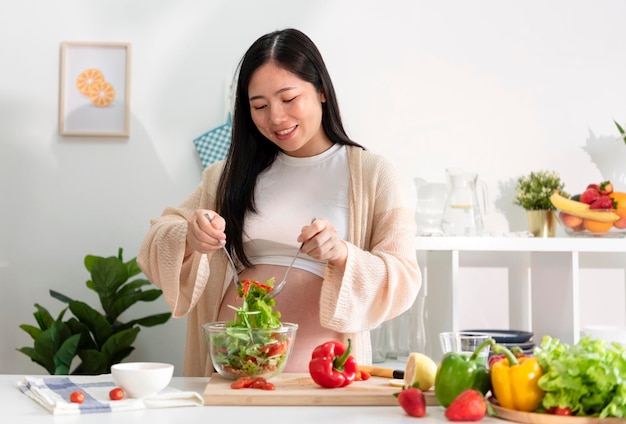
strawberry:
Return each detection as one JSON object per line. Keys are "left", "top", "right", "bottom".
{"left": 444, "top": 389, "right": 487, "bottom": 422}
{"left": 587, "top": 183, "right": 600, "bottom": 191}
{"left": 589, "top": 195, "right": 615, "bottom": 210}
{"left": 579, "top": 187, "right": 601, "bottom": 205}
{"left": 396, "top": 387, "right": 426, "bottom": 417}
{"left": 599, "top": 180, "right": 614, "bottom": 195}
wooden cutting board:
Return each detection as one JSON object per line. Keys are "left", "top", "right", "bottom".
{"left": 203, "top": 373, "right": 439, "bottom": 406}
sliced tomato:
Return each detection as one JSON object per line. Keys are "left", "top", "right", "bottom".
{"left": 230, "top": 376, "right": 253, "bottom": 389}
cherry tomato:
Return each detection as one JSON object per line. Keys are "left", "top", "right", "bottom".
{"left": 69, "top": 391, "right": 85, "bottom": 403}
{"left": 553, "top": 407, "right": 573, "bottom": 416}
{"left": 261, "top": 381, "right": 275, "bottom": 390}
{"left": 109, "top": 388, "right": 124, "bottom": 400}
{"left": 547, "top": 406, "right": 573, "bottom": 415}
{"left": 250, "top": 377, "right": 268, "bottom": 389}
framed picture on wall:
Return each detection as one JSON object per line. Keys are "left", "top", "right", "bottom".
{"left": 59, "top": 41, "right": 131, "bottom": 137}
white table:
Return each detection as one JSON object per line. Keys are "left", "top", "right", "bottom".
{"left": 2, "top": 375, "right": 503, "bottom": 423}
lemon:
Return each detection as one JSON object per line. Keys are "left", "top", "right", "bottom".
{"left": 403, "top": 352, "right": 437, "bottom": 391}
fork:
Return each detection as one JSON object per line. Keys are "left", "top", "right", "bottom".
{"left": 265, "top": 217, "right": 316, "bottom": 300}
{"left": 204, "top": 213, "right": 239, "bottom": 290}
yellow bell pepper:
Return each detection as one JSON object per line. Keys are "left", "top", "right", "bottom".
{"left": 490, "top": 344, "right": 545, "bottom": 412}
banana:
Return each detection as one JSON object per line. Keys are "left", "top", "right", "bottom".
{"left": 550, "top": 191, "right": 619, "bottom": 222}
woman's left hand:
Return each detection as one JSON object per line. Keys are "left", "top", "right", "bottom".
{"left": 298, "top": 218, "right": 347, "bottom": 267}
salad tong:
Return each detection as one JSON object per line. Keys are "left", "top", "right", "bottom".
{"left": 266, "top": 217, "right": 316, "bottom": 300}
{"left": 204, "top": 213, "right": 240, "bottom": 290}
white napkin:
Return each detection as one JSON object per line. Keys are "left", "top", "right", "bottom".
{"left": 18, "top": 375, "right": 204, "bottom": 415}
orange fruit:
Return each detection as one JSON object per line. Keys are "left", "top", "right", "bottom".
{"left": 583, "top": 218, "right": 613, "bottom": 233}
{"left": 88, "top": 81, "right": 115, "bottom": 107}
{"left": 76, "top": 68, "right": 104, "bottom": 95}
{"left": 609, "top": 191, "right": 626, "bottom": 210}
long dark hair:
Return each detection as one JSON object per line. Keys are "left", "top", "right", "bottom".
{"left": 216, "top": 28, "right": 363, "bottom": 267}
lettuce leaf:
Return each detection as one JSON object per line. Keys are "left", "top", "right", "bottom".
{"left": 535, "top": 335, "right": 626, "bottom": 417}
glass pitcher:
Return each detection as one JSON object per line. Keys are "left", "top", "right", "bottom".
{"left": 441, "top": 168, "right": 488, "bottom": 236}
{"left": 414, "top": 178, "right": 449, "bottom": 235}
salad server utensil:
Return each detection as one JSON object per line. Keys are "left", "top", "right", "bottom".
{"left": 204, "top": 213, "right": 239, "bottom": 290}
{"left": 266, "top": 217, "right": 316, "bottom": 300}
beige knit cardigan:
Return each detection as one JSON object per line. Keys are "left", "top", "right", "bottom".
{"left": 138, "top": 145, "right": 421, "bottom": 377}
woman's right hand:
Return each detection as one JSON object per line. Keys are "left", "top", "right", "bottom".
{"left": 185, "top": 210, "right": 227, "bottom": 256}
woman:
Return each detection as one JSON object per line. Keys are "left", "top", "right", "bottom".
{"left": 138, "top": 28, "right": 421, "bottom": 376}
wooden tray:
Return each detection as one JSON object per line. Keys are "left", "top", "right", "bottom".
{"left": 203, "top": 373, "right": 438, "bottom": 406}
{"left": 490, "top": 401, "right": 626, "bottom": 424}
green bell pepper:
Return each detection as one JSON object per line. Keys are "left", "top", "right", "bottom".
{"left": 434, "top": 338, "right": 495, "bottom": 407}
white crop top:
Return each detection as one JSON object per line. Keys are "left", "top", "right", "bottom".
{"left": 242, "top": 143, "right": 349, "bottom": 277}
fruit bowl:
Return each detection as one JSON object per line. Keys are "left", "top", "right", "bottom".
{"left": 202, "top": 321, "right": 297, "bottom": 380}
{"left": 555, "top": 208, "right": 626, "bottom": 238}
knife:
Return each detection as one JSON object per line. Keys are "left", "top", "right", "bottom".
{"left": 358, "top": 365, "right": 404, "bottom": 379}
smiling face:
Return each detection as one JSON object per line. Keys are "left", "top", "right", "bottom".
{"left": 248, "top": 62, "right": 332, "bottom": 157}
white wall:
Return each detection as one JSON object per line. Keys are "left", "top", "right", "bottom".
{"left": 2, "top": 0, "right": 625, "bottom": 375}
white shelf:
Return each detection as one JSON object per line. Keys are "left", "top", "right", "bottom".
{"left": 416, "top": 235, "right": 626, "bottom": 252}
{"left": 415, "top": 236, "right": 626, "bottom": 362}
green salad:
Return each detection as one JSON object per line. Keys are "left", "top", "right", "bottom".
{"left": 535, "top": 335, "right": 626, "bottom": 418}
{"left": 209, "top": 278, "right": 294, "bottom": 377}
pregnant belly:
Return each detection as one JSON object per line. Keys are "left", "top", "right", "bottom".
{"left": 217, "top": 264, "right": 341, "bottom": 373}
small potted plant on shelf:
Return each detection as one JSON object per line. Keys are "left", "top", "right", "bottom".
{"left": 514, "top": 170, "right": 567, "bottom": 237}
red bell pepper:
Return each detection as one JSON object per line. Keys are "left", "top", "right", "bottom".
{"left": 309, "top": 339, "right": 358, "bottom": 388}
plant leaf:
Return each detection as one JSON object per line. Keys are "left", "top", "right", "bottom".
{"left": 119, "top": 312, "right": 172, "bottom": 330}
{"left": 101, "top": 327, "right": 140, "bottom": 369}
{"left": 110, "top": 346, "right": 135, "bottom": 366}
{"left": 68, "top": 300, "right": 112, "bottom": 347}
{"left": 49, "top": 289, "right": 74, "bottom": 304}
{"left": 19, "top": 324, "right": 42, "bottom": 340}
{"left": 53, "top": 333, "right": 81, "bottom": 375}
{"left": 116, "top": 278, "right": 152, "bottom": 296}
{"left": 76, "top": 349, "right": 109, "bottom": 375}
{"left": 33, "top": 303, "right": 54, "bottom": 330}
{"left": 84, "top": 254, "right": 104, "bottom": 273}
{"left": 91, "top": 257, "right": 128, "bottom": 314}
{"left": 125, "top": 257, "right": 142, "bottom": 279}
{"left": 108, "top": 289, "right": 164, "bottom": 322}
{"left": 33, "top": 321, "right": 73, "bottom": 374}
{"left": 615, "top": 119, "right": 626, "bottom": 144}
{"left": 16, "top": 347, "right": 49, "bottom": 372}
{"left": 64, "top": 317, "right": 97, "bottom": 350}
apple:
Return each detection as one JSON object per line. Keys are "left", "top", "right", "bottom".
{"left": 559, "top": 212, "right": 583, "bottom": 228}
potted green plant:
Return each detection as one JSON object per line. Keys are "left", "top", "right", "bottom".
{"left": 17, "top": 248, "right": 171, "bottom": 375}
{"left": 514, "top": 170, "right": 567, "bottom": 237}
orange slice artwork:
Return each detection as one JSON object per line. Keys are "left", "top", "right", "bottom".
{"left": 88, "top": 81, "right": 116, "bottom": 107}
{"left": 76, "top": 68, "right": 104, "bottom": 95}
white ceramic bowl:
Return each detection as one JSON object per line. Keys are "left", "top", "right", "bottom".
{"left": 111, "top": 362, "right": 174, "bottom": 398}
{"left": 582, "top": 325, "right": 626, "bottom": 346}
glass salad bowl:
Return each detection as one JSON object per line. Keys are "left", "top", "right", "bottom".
{"left": 202, "top": 321, "right": 298, "bottom": 380}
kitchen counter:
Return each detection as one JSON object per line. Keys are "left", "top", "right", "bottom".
{"left": 2, "top": 374, "right": 503, "bottom": 423}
